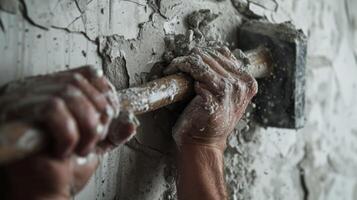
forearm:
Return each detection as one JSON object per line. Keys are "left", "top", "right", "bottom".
{"left": 177, "top": 144, "right": 227, "bottom": 200}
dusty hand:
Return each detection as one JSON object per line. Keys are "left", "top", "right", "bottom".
{"left": 0, "top": 66, "right": 138, "bottom": 199}
{"left": 166, "top": 47, "right": 257, "bottom": 151}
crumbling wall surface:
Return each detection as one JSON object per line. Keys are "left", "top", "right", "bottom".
{"left": 1, "top": 0, "right": 357, "bottom": 200}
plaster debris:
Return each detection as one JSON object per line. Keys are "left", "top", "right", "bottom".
{"left": 99, "top": 35, "right": 130, "bottom": 90}
{"left": 249, "top": 0, "right": 278, "bottom": 11}
{"left": 231, "top": 0, "right": 263, "bottom": 19}
{"left": 186, "top": 9, "right": 220, "bottom": 39}
{"left": 2, "top": 0, "right": 357, "bottom": 200}
{"left": 224, "top": 129, "right": 257, "bottom": 200}
{"left": 162, "top": 9, "right": 224, "bottom": 64}
{"left": 186, "top": 9, "right": 220, "bottom": 30}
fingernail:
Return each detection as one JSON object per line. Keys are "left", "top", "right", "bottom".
{"left": 105, "top": 105, "right": 114, "bottom": 118}
{"left": 89, "top": 66, "right": 104, "bottom": 78}
{"left": 73, "top": 73, "right": 84, "bottom": 81}
{"left": 65, "top": 90, "right": 83, "bottom": 98}
{"left": 101, "top": 105, "right": 115, "bottom": 124}
{"left": 75, "top": 153, "right": 97, "bottom": 166}
{"left": 96, "top": 123, "right": 105, "bottom": 136}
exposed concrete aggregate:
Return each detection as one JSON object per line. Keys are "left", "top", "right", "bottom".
{"left": 1, "top": 0, "right": 357, "bottom": 200}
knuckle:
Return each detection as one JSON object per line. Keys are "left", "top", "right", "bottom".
{"left": 41, "top": 160, "right": 59, "bottom": 172}
{"left": 48, "top": 97, "right": 65, "bottom": 111}
{"left": 234, "top": 80, "right": 248, "bottom": 95}
{"left": 86, "top": 113, "right": 101, "bottom": 137}
{"left": 62, "top": 127, "right": 79, "bottom": 148}
{"left": 63, "top": 84, "right": 82, "bottom": 97}
{"left": 250, "top": 78, "right": 258, "bottom": 95}
{"left": 70, "top": 72, "right": 85, "bottom": 84}
{"left": 64, "top": 84, "right": 77, "bottom": 93}
{"left": 221, "top": 78, "right": 234, "bottom": 94}
{"left": 88, "top": 65, "right": 104, "bottom": 78}
{"left": 245, "top": 75, "right": 258, "bottom": 95}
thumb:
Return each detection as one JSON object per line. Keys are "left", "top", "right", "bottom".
{"left": 71, "top": 153, "right": 99, "bottom": 194}
{"left": 97, "top": 112, "right": 139, "bottom": 153}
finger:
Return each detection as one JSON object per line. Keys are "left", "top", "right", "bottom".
{"left": 3, "top": 96, "right": 80, "bottom": 158}
{"left": 167, "top": 54, "right": 224, "bottom": 94}
{"left": 194, "top": 82, "right": 212, "bottom": 103}
{"left": 17, "top": 73, "right": 115, "bottom": 130}
{"left": 238, "top": 73, "right": 259, "bottom": 97}
{"left": 70, "top": 73, "right": 114, "bottom": 129}
{"left": 215, "top": 46, "right": 234, "bottom": 58}
{"left": 21, "top": 84, "right": 107, "bottom": 147}
{"left": 71, "top": 153, "right": 99, "bottom": 193}
{"left": 96, "top": 111, "right": 139, "bottom": 153}
{"left": 0, "top": 84, "right": 108, "bottom": 157}
{"left": 164, "top": 56, "right": 191, "bottom": 75}
{"left": 45, "top": 97, "right": 80, "bottom": 158}
{"left": 205, "top": 48, "right": 245, "bottom": 76}
{"left": 60, "top": 85, "right": 102, "bottom": 156}
{"left": 207, "top": 48, "right": 258, "bottom": 96}
{"left": 63, "top": 73, "right": 114, "bottom": 124}
{"left": 192, "top": 47, "right": 228, "bottom": 76}
{"left": 106, "top": 112, "right": 139, "bottom": 145}
{"left": 2, "top": 66, "right": 119, "bottom": 117}
{"left": 65, "top": 66, "right": 119, "bottom": 116}
{"left": 15, "top": 81, "right": 113, "bottom": 142}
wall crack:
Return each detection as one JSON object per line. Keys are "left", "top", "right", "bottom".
{"left": 51, "top": 25, "right": 96, "bottom": 43}
{"left": 0, "top": 18, "right": 4, "bottom": 32}
{"left": 148, "top": 0, "right": 167, "bottom": 19}
{"left": 297, "top": 146, "right": 309, "bottom": 200}
{"left": 19, "top": 0, "right": 48, "bottom": 30}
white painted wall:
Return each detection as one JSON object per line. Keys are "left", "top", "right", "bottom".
{"left": 1, "top": 0, "right": 357, "bottom": 199}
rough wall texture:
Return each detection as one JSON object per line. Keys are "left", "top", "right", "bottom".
{"left": 0, "top": 0, "right": 357, "bottom": 200}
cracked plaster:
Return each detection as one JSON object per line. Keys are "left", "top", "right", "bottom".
{"left": 1, "top": 0, "right": 357, "bottom": 200}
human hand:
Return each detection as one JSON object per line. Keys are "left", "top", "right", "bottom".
{"left": 166, "top": 47, "right": 258, "bottom": 151}
{"left": 0, "top": 66, "right": 137, "bottom": 199}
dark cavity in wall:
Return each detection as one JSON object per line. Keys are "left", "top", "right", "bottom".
{"left": 98, "top": 35, "right": 130, "bottom": 90}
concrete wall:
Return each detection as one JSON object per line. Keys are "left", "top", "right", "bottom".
{"left": 1, "top": 0, "right": 357, "bottom": 199}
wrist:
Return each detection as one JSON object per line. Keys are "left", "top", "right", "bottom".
{"left": 176, "top": 135, "right": 228, "bottom": 153}
{"left": 177, "top": 143, "right": 225, "bottom": 172}
{"left": 176, "top": 143, "right": 227, "bottom": 200}
{"left": 178, "top": 143, "right": 225, "bottom": 155}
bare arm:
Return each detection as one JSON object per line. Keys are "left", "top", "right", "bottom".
{"left": 166, "top": 46, "right": 258, "bottom": 200}
{"left": 178, "top": 145, "right": 226, "bottom": 200}
{"left": 0, "top": 66, "right": 137, "bottom": 200}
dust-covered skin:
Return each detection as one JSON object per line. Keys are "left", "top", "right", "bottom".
{"left": 166, "top": 46, "right": 257, "bottom": 200}
{"left": 166, "top": 46, "right": 257, "bottom": 151}
{"left": 0, "top": 66, "right": 138, "bottom": 200}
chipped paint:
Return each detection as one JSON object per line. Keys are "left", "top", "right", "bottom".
{"left": 1, "top": 0, "right": 357, "bottom": 200}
